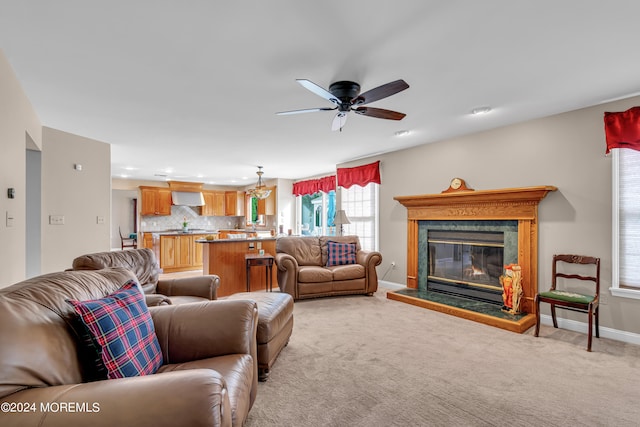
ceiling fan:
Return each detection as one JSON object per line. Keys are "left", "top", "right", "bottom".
{"left": 276, "top": 79, "right": 409, "bottom": 131}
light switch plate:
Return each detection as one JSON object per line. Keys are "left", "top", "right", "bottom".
{"left": 6, "top": 211, "right": 14, "bottom": 227}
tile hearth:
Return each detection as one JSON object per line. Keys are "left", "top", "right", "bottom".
{"left": 389, "top": 287, "right": 527, "bottom": 321}
{"left": 387, "top": 287, "right": 535, "bottom": 333}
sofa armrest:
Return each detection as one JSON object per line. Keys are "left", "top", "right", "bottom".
{"left": 357, "top": 250, "right": 383, "bottom": 293}
{"left": 145, "top": 294, "right": 172, "bottom": 306}
{"left": 275, "top": 253, "right": 299, "bottom": 299}
{"left": 150, "top": 299, "right": 258, "bottom": 364}
{"left": 156, "top": 275, "right": 220, "bottom": 300}
{"left": 0, "top": 369, "right": 231, "bottom": 427}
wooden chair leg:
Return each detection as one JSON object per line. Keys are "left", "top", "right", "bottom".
{"left": 534, "top": 296, "right": 541, "bottom": 337}
{"left": 587, "top": 306, "right": 593, "bottom": 352}
{"left": 550, "top": 304, "right": 558, "bottom": 328}
{"left": 595, "top": 306, "right": 600, "bottom": 338}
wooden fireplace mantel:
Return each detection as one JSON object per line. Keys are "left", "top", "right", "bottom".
{"left": 390, "top": 184, "right": 557, "bottom": 333}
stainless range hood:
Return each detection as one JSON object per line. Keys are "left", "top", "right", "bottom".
{"left": 171, "top": 191, "right": 205, "bottom": 206}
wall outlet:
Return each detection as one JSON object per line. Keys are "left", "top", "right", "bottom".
{"left": 96, "top": 216, "right": 105, "bottom": 224}
{"left": 49, "top": 215, "right": 64, "bottom": 225}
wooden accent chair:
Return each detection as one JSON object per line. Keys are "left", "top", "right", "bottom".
{"left": 535, "top": 254, "right": 600, "bottom": 351}
{"left": 119, "top": 226, "right": 137, "bottom": 250}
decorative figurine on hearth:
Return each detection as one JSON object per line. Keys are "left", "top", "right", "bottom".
{"left": 500, "top": 264, "right": 523, "bottom": 314}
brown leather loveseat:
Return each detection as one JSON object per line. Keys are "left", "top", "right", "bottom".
{"left": 275, "top": 235, "right": 382, "bottom": 300}
{"left": 71, "top": 248, "right": 219, "bottom": 305}
{"left": 0, "top": 268, "right": 258, "bottom": 427}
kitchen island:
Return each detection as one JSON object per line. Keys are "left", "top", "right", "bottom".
{"left": 141, "top": 230, "right": 217, "bottom": 273}
{"left": 197, "top": 237, "right": 277, "bottom": 297}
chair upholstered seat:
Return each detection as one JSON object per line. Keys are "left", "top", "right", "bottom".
{"left": 538, "top": 290, "right": 595, "bottom": 305}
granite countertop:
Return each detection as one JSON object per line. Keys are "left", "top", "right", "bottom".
{"left": 195, "top": 236, "right": 277, "bottom": 243}
{"left": 145, "top": 230, "right": 217, "bottom": 236}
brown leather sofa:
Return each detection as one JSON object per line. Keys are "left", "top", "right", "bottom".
{"left": 275, "top": 235, "right": 382, "bottom": 300}
{"left": 71, "top": 248, "right": 219, "bottom": 305}
{"left": 0, "top": 267, "right": 258, "bottom": 427}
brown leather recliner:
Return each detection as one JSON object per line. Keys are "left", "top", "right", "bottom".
{"left": 0, "top": 267, "right": 258, "bottom": 427}
{"left": 71, "top": 248, "right": 218, "bottom": 305}
{"left": 275, "top": 235, "right": 382, "bottom": 300}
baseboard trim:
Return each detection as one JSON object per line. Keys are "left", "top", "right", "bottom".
{"left": 379, "top": 280, "right": 405, "bottom": 290}
{"left": 539, "top": 315, "right": 640, "bottom": 346}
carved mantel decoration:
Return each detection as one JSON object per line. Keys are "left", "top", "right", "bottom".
{"left": 389, "top": 181, "right": 557, "bottom": 333}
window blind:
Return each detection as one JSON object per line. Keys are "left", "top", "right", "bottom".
{"left": 619, "top": 148, "right": 640, "bottom": 288}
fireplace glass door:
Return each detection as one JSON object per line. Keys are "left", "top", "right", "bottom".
{"left": 428, "top": 230, "right": 504, "bottom": 303}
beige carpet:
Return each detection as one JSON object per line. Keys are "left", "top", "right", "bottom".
{"left": 245, "top": 287, "right": 640, "bottom": 427}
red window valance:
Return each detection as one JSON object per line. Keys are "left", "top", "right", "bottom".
{"left": 337, "top": 160, "right": 381, "bottom": 189}
{"left": 292, "top": 175, "right": 336, "bottom": 196}
{"left": 604, "top": 106, "right": 640, "bottom": 154}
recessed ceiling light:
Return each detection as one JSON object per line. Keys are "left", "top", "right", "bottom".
{"left": 471, "top": 106, "right": 492, "bottom": 115}
{"left": 394, "top": 130, "right": 411, "bottom": 137}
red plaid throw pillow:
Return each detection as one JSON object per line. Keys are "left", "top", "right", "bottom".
{"left": 327, "top": 241, "right": 357, "bottom": 266}
{"left": 67, "top": 280, "right": 163, "bottom": 379}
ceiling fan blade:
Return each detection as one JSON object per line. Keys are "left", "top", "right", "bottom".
{"left": 276, "top": 107, "right": 336, "bottom": 115}
{"left": 297, "top": 79, "right": 342, "bottom": 105}
{"left": 353, "top": 107, "right": 406, "bottom": 120}
{"left": 352, "top": 79, "right": 409, "bottom": 106}
{"left": 331, "top": 112, "right": 348, "bottom": 131}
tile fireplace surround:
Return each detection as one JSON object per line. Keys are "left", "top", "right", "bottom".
{"left": 389, "top": 184, "right": 556, "bottom": 333}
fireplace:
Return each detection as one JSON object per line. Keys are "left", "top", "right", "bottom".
{"left": 389, "top": 183, "right": 556, "bottom": 333}
{"left": 421, "top": 221, "right": 518, "bottom": 305}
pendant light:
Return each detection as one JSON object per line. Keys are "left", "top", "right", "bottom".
{"left": 247, "top": 166, "right": 272, "bottom": 199}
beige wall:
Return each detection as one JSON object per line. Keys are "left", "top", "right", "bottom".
{"left": 339, "top": 95, "right": 640, "bottom": 336}
{"left": 41, "top": 127, "right": 111, "bottom": 273}
{"left": 0, "top": 50, "right": 42, "bottom": 286}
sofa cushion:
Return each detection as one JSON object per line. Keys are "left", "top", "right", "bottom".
{"left": 276, "top": 236, "right": 323, "bottom": 266}
{"left": 298, "top": 266, "right": 333, "bottom": 283}
{"left": 67, "top": 280, "right": 163, "bottom": 379}
{"left": 326, "top": 241, "right": 357, "bottom": 266}
{"left": 72, "top": 248, "right": 161, "bottom": 293}
{"left": 329, "top": 264, "right": 366, "bottom": 281}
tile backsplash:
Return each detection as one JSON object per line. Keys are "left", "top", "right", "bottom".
{"left": 140, "top": 205, "right": 275, "bottom": 232}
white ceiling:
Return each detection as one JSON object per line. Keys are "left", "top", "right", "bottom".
{"left": 2, "top": 1, "right": 640, "bottom": 185}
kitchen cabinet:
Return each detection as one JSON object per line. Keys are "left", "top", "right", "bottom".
{"left": 193, "top": 234, "right": 205, "bottom": 265}
{"left": 202, "top": 191, "right": 225, "bottom": 216}
{"left": 225, "top": 191, "right": 245, "bottom": 216}
{"left": 160, "top": 233, "right": 207, "bottom": 273}
{"left": 140, "top": 187, "right": 172, "bottom": 216}
{"left": 142, "top": 232, "right": 154, "bottom": 249}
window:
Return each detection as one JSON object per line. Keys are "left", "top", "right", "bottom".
{"left": 612, "top": 148, "right": 640, "bottom": 299}
{"left": 297, "top": 191, "right": 336, "bottom": 236}
{"left": 340, "top": 182, "right": 379, "bottom": 251}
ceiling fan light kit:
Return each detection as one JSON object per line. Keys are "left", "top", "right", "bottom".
{"left": 277, "top": 78, "right": 409, "bottom": 131}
